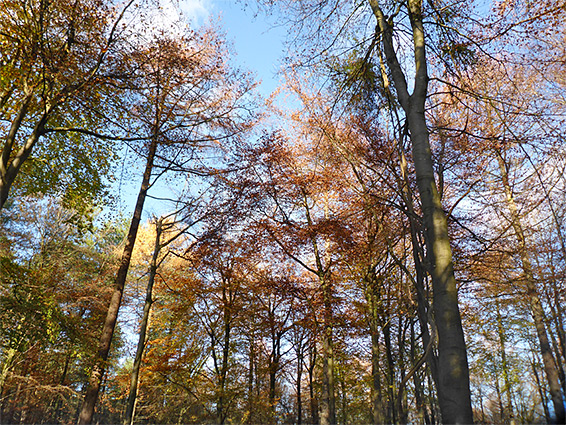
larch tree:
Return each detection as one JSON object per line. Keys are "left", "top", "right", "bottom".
{"left": 77, "top": 21, "right": 258, "bottom": 424}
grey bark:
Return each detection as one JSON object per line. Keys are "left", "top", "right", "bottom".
{"left": 367, "top": 0, "right": 474, "bottom": 422}
{"left": 496, "top": 151, "right": 565, "bottom": 424}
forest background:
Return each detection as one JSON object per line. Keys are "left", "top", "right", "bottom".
{"left": 0, "top": 0, "right": 565, "bottom": 424}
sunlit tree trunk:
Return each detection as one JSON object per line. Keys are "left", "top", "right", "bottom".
{"left": 368, "top": 0, "right": 473, "bottom": 421}
{"left": 496, "top": 151, "right": 565, "bottom": 424}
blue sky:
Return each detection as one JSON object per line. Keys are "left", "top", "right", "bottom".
{"left": 180, "top": 0, "right": 288, "bottom": 96}
{"left": 112, "top": 0, "right": 289, "bottom": 216}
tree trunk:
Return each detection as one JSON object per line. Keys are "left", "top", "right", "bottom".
{"left": 319, "top": 276, "right": 336, "bottom": 425}
{"left": 496, "top": 304, "right": 515, "bottom": 423}
{"left": 319, "top": 268, "right": 336, "bottom": 425}
{"left": 0, "top": 111, "right": 48, "bottom": 211}
{"left": 77, "top": 136, "right": 157, "bottom": 425}
{"left": 296, "top": 340, "right": 304, "bottom": 425}
{"left": 308, "top": 342, "right": 319, "bottom": 425}
{"left": 368, "top": 0, "right": 474, "bottom": 422}
{"left": 370, "top": 329, "right": 385, "bottom": 425}
{"left": 123, "top": 217, "right": 163, "bottom": 425}
{"left": 496, "top": 151, "right": 565, "bottom": 424}
{"left": 383, "top": 321, "right": 396, "bottom": 424}
{"left": 247, "top": 327, "right": 255, "bottom": 424}
{"left": 533, "top": 356, "right": 552, "bottom": 423}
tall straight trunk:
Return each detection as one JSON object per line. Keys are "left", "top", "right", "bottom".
{"left": 308, "top": 342, "right": 318, "bottom": 425}
{"left": 268, "top": 326, "right": 282, "bottom": 421}
{"left": 368, "top": 0, "right": 473, "bottom": 422}
{"left": 367, "top": 276, "right": 385, "bottom": 425}
{"left": 533, "top": 357, "right": 552, "bottom": 423}
{"left": 123, "top": 218, "right": 163, "bottom": 425}
{"left": 370, "top": 329, "right": 384, "bottom": 425}
{"left": 496, "top": 151, "right": 565, "bottom": 424}
{"left": 303, "top": 191, "right": 335, "bottom": 425}
{"left": 496, "top": 303, "right": 515, "bottom": 423}
{"left": 216, "top": 281, "right": 232, "bottom": 425}
{"left": 319, "top": 275, "right": 336, "bottom": 425}
{"left": 383, "top": 321, "right": 396, "bottom": 424}
{"left": 296, "top": 340, "right": 304, "bottom": 425}
{"left": 77, "top": 136, "right": 157, "bottom": 425}
{"left": 247, "top": 328, "right": 255, "bottom": 424}
{"left": 399, "top": 149, "right": 440, "bottom": 388}
{"left": 411, "top": 320, "right": 431, "bottom": 425}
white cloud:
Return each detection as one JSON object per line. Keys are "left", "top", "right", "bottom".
{"left": 177, "top": 0, "right": 212, "bottom": 24}
{"left": 123, "top": 0, "right": 213, "bottom": 41}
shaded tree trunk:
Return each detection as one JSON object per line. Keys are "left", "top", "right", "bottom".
{"left": 308, "top": 341, "right": 319, "bottom": 425}
{"left": 123, "top": 217, "right": 163, "bottom": 425}
{"left": 77, "top": 136, "right": 157, "bottom": 425}
{"left": 319, "top": 275, "right": 336, "bottom": 425}
{"left": 496, "top": 151, "right": 565, "bottom": 424}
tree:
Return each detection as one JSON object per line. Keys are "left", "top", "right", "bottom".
{"left": 0, "top": 0, "right": 137, "bottom": 212}
{"left": 0, "top": 196, "right": 125, "bottom": 424}
{"left": 77, "top": 22, "right": 257, "bottom": 423}
{"left": 254, "top": 1, "right": 474, "bottom": 421}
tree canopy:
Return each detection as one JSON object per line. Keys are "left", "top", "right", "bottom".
{"left": 0, "top": 0, "right": 565, "bottom": 424}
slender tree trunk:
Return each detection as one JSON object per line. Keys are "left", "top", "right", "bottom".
{"left": 77, "top": 137, "right": 157, "bottom": 425}
{"left": 383, "top": 321, "right": 396, "bottom": 424}
{"left": 295, "top": 337, "right": 304, "bottom": 425}
{"left": 308, "top": 342, "right": 318, "bottom": 425}
{"left": 496, "top": 304, "right": 515, "bottom": 423}
{"left": 247, "top": 327, "right": 255, "bottom": 424}
{"left": 533, "top": 357, "right": 552, "bottom": 423}
{"left": 496, "top": 151, "right": 565, "bottom": 424}
{"left": 216, "top": 281, "right": 232, "bottom": 425}
{"left": 268, "top": 327, "right": 282, "bottom": 422}
{"left": 399, "top": 149, "right": 440, "bottom": 388}
{"left": 123, "top": 218, "right": 163, "bottom": 425}
{"left": 0, "top": 112, "right": 48, "bottom": 210}
{"left": 319, "top": 275, "right": 336, "bottom": 425}
{"left": 411, "top": 320, "right": 430, "bottom": 425}
{"left": 367, "top": 275, "right": 385, "bottom": 425}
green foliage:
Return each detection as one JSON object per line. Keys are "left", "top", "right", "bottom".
{"left": 328, "top": 50, "right": 389, "bottom": 113}
{"left": 0, "top": 195, "right": 125, "bottom": 423}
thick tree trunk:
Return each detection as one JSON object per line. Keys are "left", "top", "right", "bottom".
{"left": 497, "top": 152, "right": 565, "bottom": 424}
{"left": 77, "top": 137, "right": 157, "bottom": 425}
{"left": 123, "top": 218, "right": 163, "bottom": 425}
{"left": 368, "top": 0, "right": 474, "bottom": 422}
